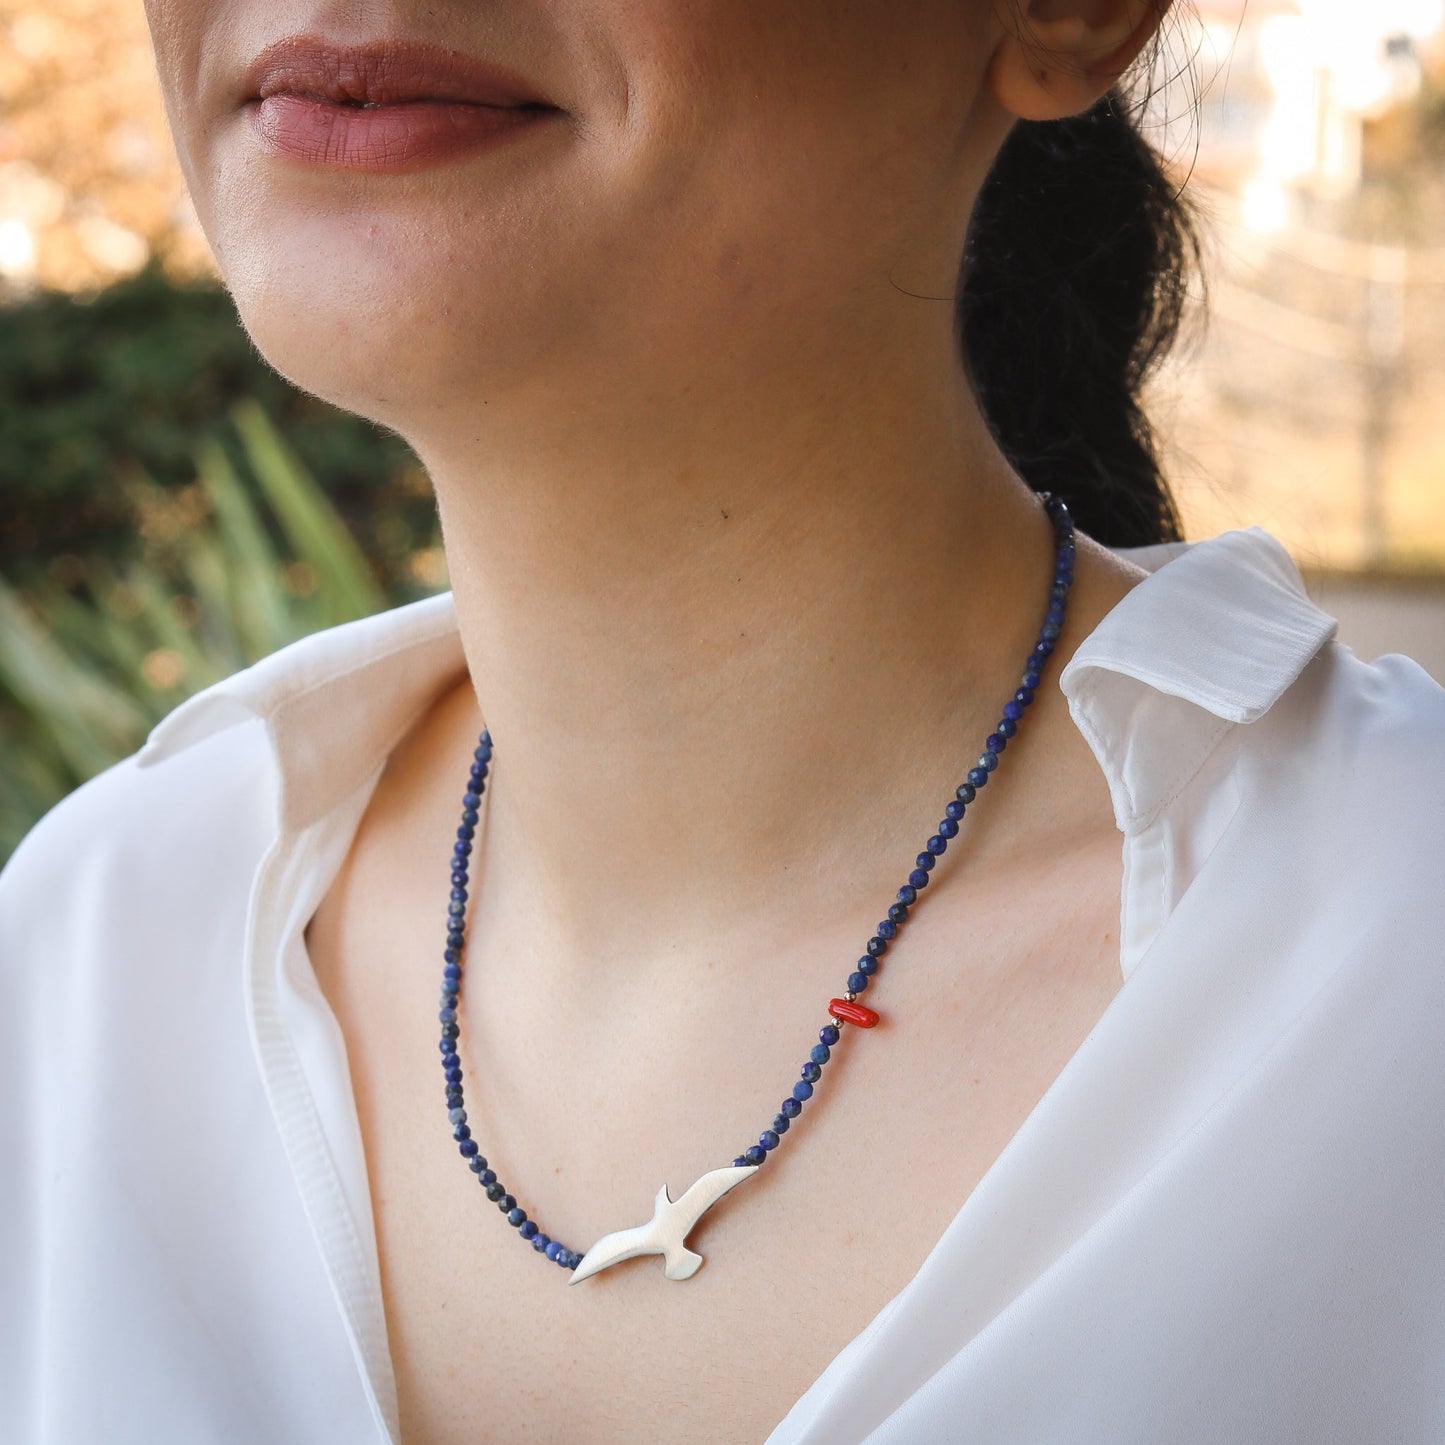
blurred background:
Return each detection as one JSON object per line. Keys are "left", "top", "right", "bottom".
{"left": 0, "top": 0, "right": 1442, "bottom": 861}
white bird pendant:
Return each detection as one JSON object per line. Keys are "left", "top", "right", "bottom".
{"left": 568, "top": 1164, "right": 760, "bottom": 1284}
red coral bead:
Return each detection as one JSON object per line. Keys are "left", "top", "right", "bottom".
{"left": 828, "top": 998, "right": 879, "bottom": 1028}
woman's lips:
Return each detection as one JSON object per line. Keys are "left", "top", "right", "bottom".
{"left": 250, "top": 95, "right": 556, "bottom": 171}
{"left": 241, "top": 36, "right": 561, "bottom": 172}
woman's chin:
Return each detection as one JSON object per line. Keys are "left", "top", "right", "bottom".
{"left": 203, "top": 183, "right": 578, "bottom": 430}
{"left": 223, "top": 264, "right": 543, "bottom": 434}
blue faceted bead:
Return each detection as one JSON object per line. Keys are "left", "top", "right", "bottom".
{"left": 938, "top": 817, "right": 958, "bottom": 838}
{"left": 997, "top": 718, "right": 1017, "bottom": 738}
{"left": 545, "top": 1241, "right": 563, "bottom": 1262}
{"left": 897, "top": 884, "right": 917, "bottom": 905}
{"left": 944, "top": 800, "right": 965, "bottom": 821}
{"left": 443, "top": 964, "right": 462, "bottom": 984}
{"left": 857, "top": 956, "right": 878, "bottom": 976}
{"left": 926, "top": 835, "right": 947, "bottom": 856}
{"left": 985, "top": 733, "right": 1005, "bottom": 754}
{"left": 876, "top": 919, "right": 897, "bottom": 940}
{"left": 458, "top": 1139, "right": 479, "bottom": 1157}
{"left": 463, "top": 791, "right": 480, "bottom": 809}
{"left": 955, "top": 782, "right": 977, "bottom": 803}
{"left": 979, "top": 751, "right": 998, "bottom": 772}
{"left": 520, "top": 1220, "right": 539, "bottom": 1240}
{"left": 793, "top": 1080, "right": 814, "bottom": 1102}
{"left": 801, "top": 1061, "right": 822, "bottom": 1083}
{"left": 469, "top": 1156, "right": 486, "bottom": 1173}
{"left": 452, "top": 1123, "right": 471, "bottom": 1141}
{"left": 442, "top": 1051, "right": 460, "bottom": 1069}
{"left": 847, "top": 971, "right": 869, "bottom": 993}
{"left": 1003, "top": 700, "right": 1024, "bottom": 721}
{"left": 772, "top": 1113, "right": 791, "bottom": 1134}
{"left": 780, "top": 1097, "right": 802, "bottom": 1118}
{"left": 439, "top": 1007, "right": 457, "bottom": 1025}
{"left": 445, "top": 1067, "right": 463, "bottom": 1084}
{"left": 887, "top": 903, "right": 908, "bottom": 924}
{"left": 810, "top": 1043, "right": 831, "bottom": 1064}
{"left": 733, "top": 1156, "right": 749, "bottom": 1167}
{"left": 908, "top": 868, "right": 929, "bottom": 890}
{"left": 507, "top": 1207, "right": 527, "bottom": 1227}
{"left": 532, "top": 1233, "right": 551, "bottom": 1252}
{"left": 448, "top": 1107, "right": 467, "bottom": 1125}
{"left": 759, "top": 1130, "right": 780, "bottom": 1151}
{"left": 1015, "top": 686, "right": 1035, "bottom": 705}
{"left": 915, "top": 852, "right": 936, "bottom": 870}
{"left": 1041, "top": 621, "right": 1061, "bottom": 641}
{"left": 744, "top": 1145, "right": 767, "bottom": 1166}
{"left": 479, "top": 1168, "right": 497, "bottom": 1186}
{"left": 866, "top": 936, "right": 887, "bottom": 956}
{"left": 819, "top": 1025, "right": 840, "bottom": 1046}
{"left": 967, "top": 767, "right": 989, "bottom": 788}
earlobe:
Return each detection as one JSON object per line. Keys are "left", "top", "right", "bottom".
{"left": 986, "top": 0, "right": 1165, "bottom": 123}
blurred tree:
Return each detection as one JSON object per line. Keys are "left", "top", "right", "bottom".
{"left": 0, "top": 262, "right": 442, "bottom": 596}
{"left": 0, "top": 400, "right": 419, "bottom": 862}
{"left": 0, "top": 0, "right": 211, "bottom": 291}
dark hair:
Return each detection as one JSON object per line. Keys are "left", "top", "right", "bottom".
{"left": 958, "top": 86, "right": 1198, "bottom": 549}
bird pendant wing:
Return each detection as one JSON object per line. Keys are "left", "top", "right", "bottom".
{"left": 672, "top": 1164, "right": 759, "bottom": 1220}
{"left": 568, "top": 1164, "right": 759, "bottom": 1285}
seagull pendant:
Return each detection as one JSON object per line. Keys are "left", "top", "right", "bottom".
{"left": 568, "top": 1164, "right": 760, "bottom": 1284}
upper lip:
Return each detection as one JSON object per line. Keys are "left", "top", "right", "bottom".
{"left": 242, "top": 35, "right": 557, "bottom": 108}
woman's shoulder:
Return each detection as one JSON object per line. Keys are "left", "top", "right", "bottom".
{"left": 0, "top": 714, "right": 279, "bottom": 958}
{"left": 1, "top": 589, "right": 466, "bottom": 969}
{"left": 1268, "top": 635, "right": 1445, "bottom": 810}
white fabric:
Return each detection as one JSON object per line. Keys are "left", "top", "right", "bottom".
{"left": 3, "top": 525, "right": 1443, "bottom": 1444}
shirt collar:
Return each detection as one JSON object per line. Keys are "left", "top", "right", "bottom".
{"left": 136, "top": 526, "right": 1337, "bottom": 837}
{"left": 1059, "top": 525, "right": 1337, "bottom": 834}
{"left": 136, "top": 590, "right": 468, "bottom": 831}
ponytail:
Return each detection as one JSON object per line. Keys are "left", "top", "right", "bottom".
{"left": 958, "top": 87, "right": 1198, "bottom": 549}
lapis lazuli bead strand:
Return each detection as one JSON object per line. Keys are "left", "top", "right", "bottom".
{"left": 439, "top": 731, "right": 584, "bottom": 1270}
{"left": 730, "top": 492, "right": 1076, "bottom": 1171}
{"left": 442, "top": 493, "right": 1075, "bottom": 1271}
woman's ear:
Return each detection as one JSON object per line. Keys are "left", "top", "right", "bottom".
{"left": 986, "top": 0, "right": 1171, "bottom": 122}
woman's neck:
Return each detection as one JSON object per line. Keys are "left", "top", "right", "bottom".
{"left": 397, "top": 327, "right": 1125, "bottom": 970}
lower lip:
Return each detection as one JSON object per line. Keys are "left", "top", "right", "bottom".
{"left": 248, "top": 94, "right": 556, "bottom": 172}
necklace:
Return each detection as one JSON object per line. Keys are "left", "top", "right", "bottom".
{"left": 438, "top": 492, "right": 1076, "bottom": 1283}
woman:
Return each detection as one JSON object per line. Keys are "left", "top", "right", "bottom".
{"left": 3, "top": 2, "right": 1442, "bottom": 1442}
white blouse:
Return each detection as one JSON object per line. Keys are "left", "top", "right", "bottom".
{"left": 3, "top": 526, "right": 1443, "bottom": 1444}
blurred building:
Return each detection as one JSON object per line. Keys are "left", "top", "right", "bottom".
{"left": 1136, "top": 0, "right": 1445, "bottom": 591}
